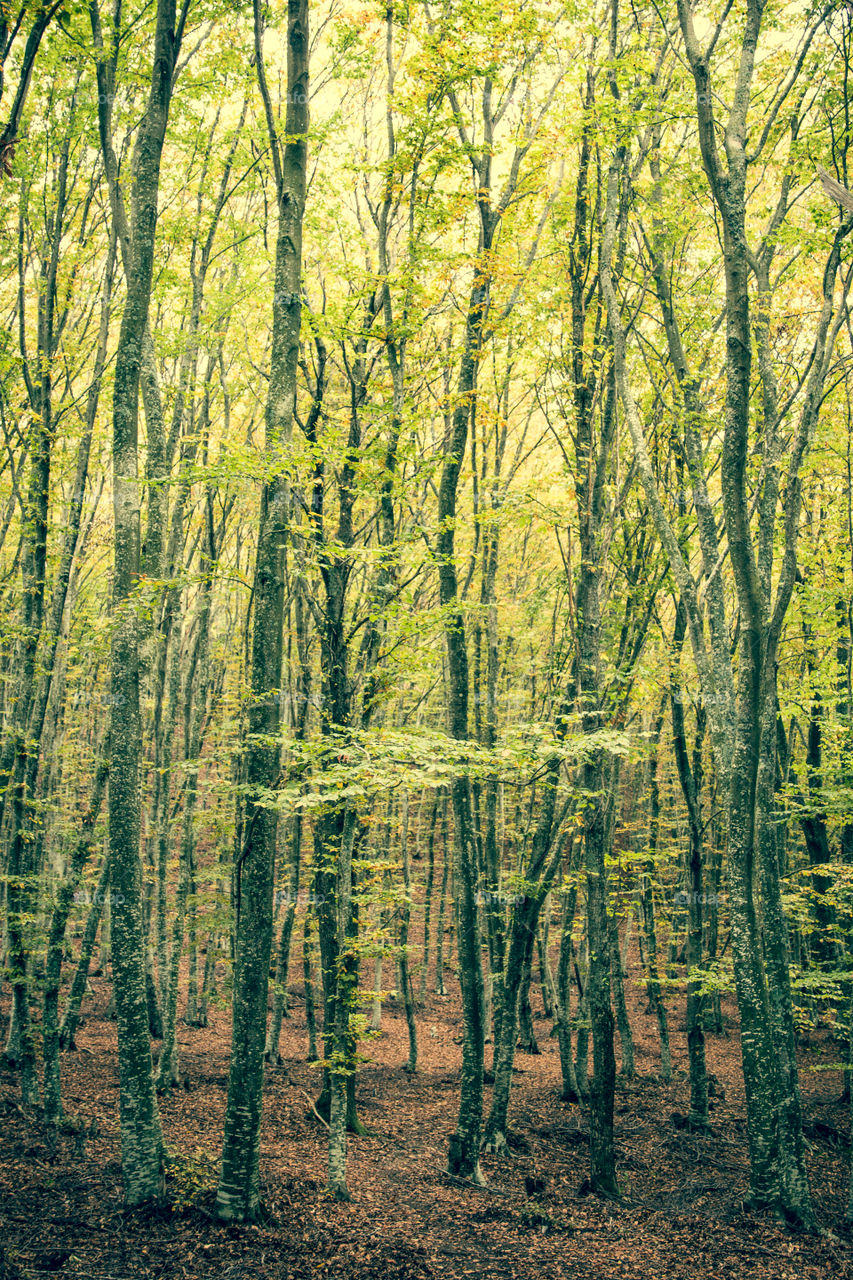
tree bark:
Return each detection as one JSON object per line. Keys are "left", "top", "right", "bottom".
{"left": 60, "top": 857, "right": 110, "bottom": 1051}
{"left": 43, "top": 754, "right": 109, "bottom": 1122}
{"left": 215, "top": 0, "right": 308, "bottom": 1223}
{"left": 97, "top": 0, "right": 187, "bottom": 1205}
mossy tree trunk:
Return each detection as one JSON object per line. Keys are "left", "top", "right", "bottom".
{"left": 94, "top": 0, "right": 187, "bottom": 1206}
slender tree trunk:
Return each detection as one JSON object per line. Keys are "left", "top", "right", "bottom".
{"left": 435, "top": 792, "right": 450, "bottom": 996}
{"left": 267, "top": 571, "right": 312, "bottom": 1057}
{"left": 155, "top": 832, "right": 189, "bottom": 1092}
{"left": 669, "top": 618, "right": 709, "bottom": 1129}
{"left": 619, "top": 908, "right": 632, "bottom": 980}
{"left": 325, "top": 809, "right": 359, "bottom": 1200}
{"left": 303, "top": 909, "right": 319, "bottom": 1063}
{"left": 537, "top": 907, "right": 555, "bottom": 1019}
{"left": 483, "top": 769, "right": 565, "bottom": 1151}
{"left": 555, "top": 868, "right": 581, "bottom": 1101}
{"left": 584, "top": 793, "right": 618, "bottom": 1197}
{"left": 610, "top": 913, "right": 634, "bottom": 1079}
{"left": 216, "top": 0, "right": 308, "bottom": 1223}
{"left": 516, "top": 942, "right": 539, "bottom": 1055}
{"left": 195, "top": 932, "right": 218, "bottom": 1029}
{"left": 434, "top": 87, "right": 531, "bottom": 1177}
{"left": 399, "top": 794, "right": 417, "bottom": 1073}
{"left": 574, "top": 953, "right": 589, "bottom": 1094}
{"left": 847, "top": 990, "right": 853, "bottom": 1226}
{"left": 445, "top": 778, "right": 486, "bottom": 1182}
{"left": 755, "top": 675, "right": 811, "bottom": 1219}
{"left": 640, "top": 713, "right": 671, "bottom": 1080}
{"left": 60, "top": 857, "right": 110, "bottom": 1051}
{"left": 369, "top": 800, "right": 393, "bottom": 1033}
{"left": 419, "top": 792, "right": 439, "bottom": 1000}
{"left": 266, "top": 814, "right": 303, "bottom": 1062}
{"left": 43, "top": 756, "right": 109, "bottom": 1122}
{"left": 184, "top": 843, "right": 201, "bottom": 1026}
{"left": 98, "top": 0, "right": 186, "bottom": 1203}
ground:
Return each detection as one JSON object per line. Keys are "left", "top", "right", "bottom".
{"left": 2, "top": 962, "right": 853, "bottom": 1280}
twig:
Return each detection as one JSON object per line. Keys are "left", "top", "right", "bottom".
{"left": 439, "top": 1172, "right": 511, "bottom": 1197}
{"left": 24, "top": 1272, "right": 138, "bottom": 1279}
{"left": 296, "top": 1086, "right": 330, "bottom": 1130}
{"left": 1, "top": 1214, "right": 110, "bottom": 1231}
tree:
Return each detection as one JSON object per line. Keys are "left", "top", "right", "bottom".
{"left": 98, "top": 0, "right": 190, "bottom": 1206}
{"left": 215, "top": 0, "right": 309, "bottom": 1223}
{"left": 601, "top": 0, "right": 853, "bottom": 1224}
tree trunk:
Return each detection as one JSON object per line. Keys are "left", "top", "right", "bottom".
{"left": 555, "top": 849, "right": 582, "bottom": 1101}
{"left": 537, "top": 907, "right": 555, "bottom": 1019}
{"left": 195, "top": 932, "right": 218, "bottom": 1029}
{"left": 670, "top": 608, "right": 708, "bottom": 1127}
{"left": 43, "top": 755, "right": 109, "bottom": 1122}
{"left": 99, "top": 0, "right": 185, "bottom": 1203}
{"left": 216, "top": 0, "right": 308, "bottom": 1223}
{"left": 419, "top": 792, "right": 440, "bottom": 1000}
{"left": 435, "top": 792, "right": 450, "bottom": 996}
{"left": 303, "top": 910, "right": 319, "bottom": 1063}
{"left": 610, "top": 914, "right": 634, "bottom": 1079}
{"left": 584, "top": 794, "right": 618, "bottom": 1197}
{"left": 516, "top": 941, "right": 539, "bottom": 1055}
{"left": 399, "top": 794, "right": 417, "bottom": 1073}
{"left": 639, "top": 713, "right": 671, "bottom": 1080}
{"left": 60, "top": 856, "right": 110, "bottom": 1051}
{"left": 266, "top": 814, "right": 303, "bottom": 1063}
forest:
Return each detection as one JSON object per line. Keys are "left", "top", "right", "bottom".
{"left": 3, "top": 0, "right": 853, "bottom": 1276}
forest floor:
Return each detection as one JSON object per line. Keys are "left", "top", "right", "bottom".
{"left": 2, "top": 961, "right": 853, "bottom": 1280}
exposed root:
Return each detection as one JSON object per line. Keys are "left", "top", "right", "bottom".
{"left": 481, "top": 1129, "right": 511, "bottom": 1158}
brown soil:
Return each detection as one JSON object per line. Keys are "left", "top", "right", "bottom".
{"left": 2, "top": 967, "right": 853, "bottom": 1279}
